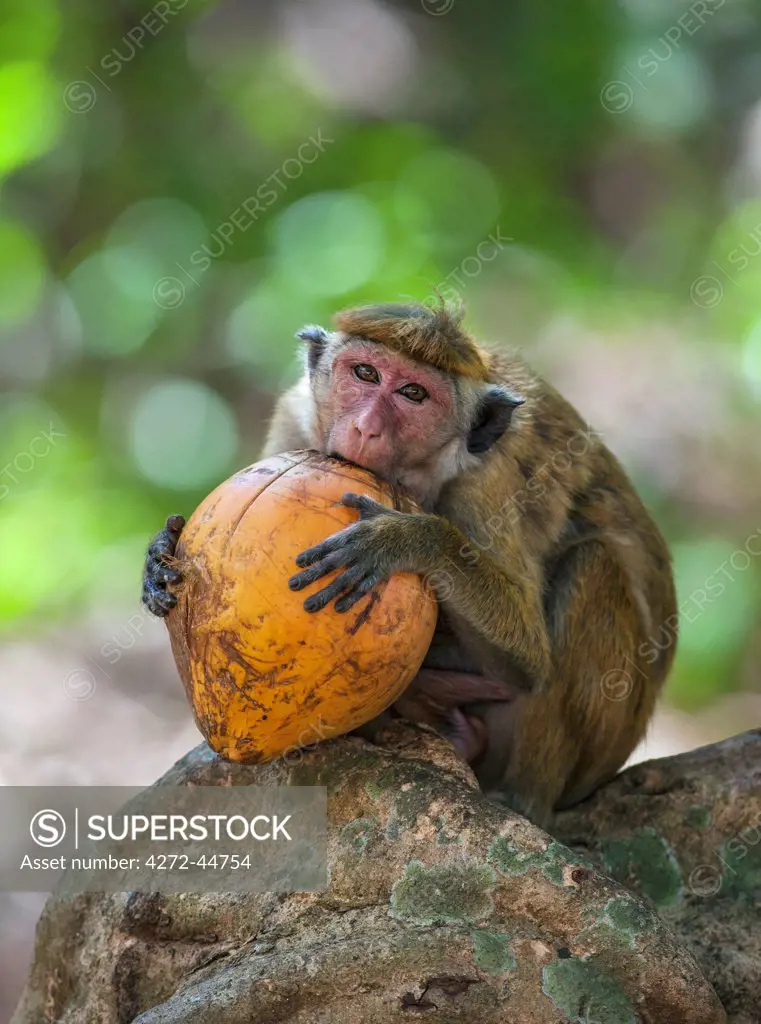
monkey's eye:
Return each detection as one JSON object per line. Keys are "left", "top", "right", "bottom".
{"left": 353, "top": 363, "right": 380, "bottom": 384}
{"left": 398, "top": 383, "right": 429, "bottom": 403}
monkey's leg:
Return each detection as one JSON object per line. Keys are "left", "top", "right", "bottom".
{"left": 352, "top": 617, "right": 521, "bottom": 760}
{"left": 142, "top": 515, "right": 186, "bottom": 616}
{"left": 479, "top": 541, "right": 664, "bottom": 826}
{"left": 387, "top": 669, "right": 519, "bottom": 762}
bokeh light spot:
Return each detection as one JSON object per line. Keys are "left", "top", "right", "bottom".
{"left": 0, "top": 0, "right": 60, "bottom": 61}
{"left": 107, "top": 198, "right": 208, "bottom": 275}
{"left": 273, "top": 191, "right": 385, "bottom": 295}
{"left": 225, "top": 280, "right": 313, "bottom": 385}
{"left": 619, "top": 47, "right": 711, "bottom": 131}
{"left": 0, "top": 61, "right": 62, "bottom": 175}
{"left": 394, "top": 150, "right": 500, "bottom": 253}
{"left": 0, "top": 220, "right": 47, "bottom": 328}
{"left": 741, "top": 318, "right": 761, "bottom": 398}
{"left": 66, "top": 249, "right": 162, "bottom": 356}
{"left": 129, "top": 379, "right": 239, "bottom": 490}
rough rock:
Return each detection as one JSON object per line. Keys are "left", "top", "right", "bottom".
{"left": 12, "top": 722, "right": 729, "bottom": 1023}
{"left": 555, "top": 729, "right": 761, "bottom": 1024}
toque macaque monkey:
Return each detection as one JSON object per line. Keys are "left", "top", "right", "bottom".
{"left": 142, "top": 302, "right": 677, "bottom": 826}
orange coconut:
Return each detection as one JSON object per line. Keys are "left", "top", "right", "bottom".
{"left": 165, "top": 450, "right": 438, "bottom": 763}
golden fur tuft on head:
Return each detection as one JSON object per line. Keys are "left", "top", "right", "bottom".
{"left": 333, "top": 301, "right": 489, "bottom": 380}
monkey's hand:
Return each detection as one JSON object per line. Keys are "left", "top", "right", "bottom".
{"left": 289, "top": 493, "right": 428, "bottom": 613}
{"left": 141, "top": 514, "right": 186, "bottom": 617}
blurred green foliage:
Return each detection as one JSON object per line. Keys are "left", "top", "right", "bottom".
{"left": 1, "top": 0, "right": 760, "bottom": 711}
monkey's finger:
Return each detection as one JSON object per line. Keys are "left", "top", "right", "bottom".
{"left": 142, "top": 577, "right": 178, "bottom": 617}
{"left": 288, "top": 550, "right": 348, "bottom": 591}
{"left": 146, "top": 542, "right": 171, "bottom": 565}
{"left": 154, "top": 564, "right": 182, "bottom": 586}
{"left": 294, "top": 525, "right": 358, "bottom": 568}
{"left": 147, "top": 532, "right": 178, "bottom": 564}
{"left": 334, "top": 573, "right": 383, "bottom": 613}
{"left": 338, "top": 493, "right": 386, "bottom": 519}
{"left": 165, "top": 514, "right": 186, "bottom": 536}
{"left": 303, "top": 567, "right": 365, "bottom": 613}
{"left": 145, "top": 547, "right": 180, "bottom": 579}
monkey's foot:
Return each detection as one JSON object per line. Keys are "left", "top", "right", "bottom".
{"left": 443, "top": 708, "right": 490, "bottom": 762}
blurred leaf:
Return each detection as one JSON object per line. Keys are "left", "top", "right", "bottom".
{"left": 0, "top": 60, "right": 62, "bottom": 175}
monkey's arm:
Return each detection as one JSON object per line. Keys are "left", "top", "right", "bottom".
{"left": 288, "top": 494, "right": 551, "bottom": 690}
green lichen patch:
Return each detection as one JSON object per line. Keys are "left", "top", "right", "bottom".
{"left": 578, "top": 896, "right": 659, "bottom": 951}
{"left": 488, "top": 836, "right": 573, "bottom": 886}
{"left": 603, "top": 895, "right": 657, "bottom": 936}
{"left": 436, "top": 816, "right": 461, "bottom": 846}
{"left": 364, "top": 766, "right": 399, "bottom": 800}
{"left": 599, "top": 828, "right": 683, "bottom": 907}
{"left": 542, "top": 957, "right": 636, "bottom": 1024}
{"left": 390, "top": 860, "right": 495, "bottom": 926}
{"left": 340, "top": 818, "right": 379, "bottom": 854}
{"left": 288, "top": 747, "right": 383, "bottom": 793}
{"left": 470, "top": 929, "right": 516, "bottom": 975}
{"left": 383, "top": 774, "right": 438, "bottom": 841}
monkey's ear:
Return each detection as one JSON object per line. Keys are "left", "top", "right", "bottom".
{"left": 296, "top": 325, "right": 329, "bottom": 373}
{"left": 467, "top": 385, "right": 525, "bottom": 455}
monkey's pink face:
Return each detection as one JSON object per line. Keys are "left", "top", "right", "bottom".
{"left": 326, "top": 343, "right": 456, "bottom": 484}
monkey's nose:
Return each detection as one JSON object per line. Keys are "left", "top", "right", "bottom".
{"left": 352, "top": 421, "right": 381, "bottom": 442}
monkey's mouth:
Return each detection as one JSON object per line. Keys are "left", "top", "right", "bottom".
{"left": 328, "top": 450, "right": 364, "bottom": 470}
{"left": 329, "top": 449, "right": 393, "bottom": 486}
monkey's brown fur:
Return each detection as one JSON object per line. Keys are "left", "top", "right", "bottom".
{"left": 334, "top": 302, "right": 490, "bottom": 380}
{"left": 144, "top": 301, "right": 677, "bottom": 827}
{"left": 462, "top": 346, "right": 677, "bottom": 816}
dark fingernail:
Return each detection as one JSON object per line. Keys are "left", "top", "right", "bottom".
{"left": 304, "top": 599, "right": 317, "bottom": 612}
{"left": 288, "top": 577, "right": 302, "bottom": 590}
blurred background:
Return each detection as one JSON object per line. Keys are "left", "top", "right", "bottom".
{"left": 1, "top": 0, "right": 761, "bottom": 1016}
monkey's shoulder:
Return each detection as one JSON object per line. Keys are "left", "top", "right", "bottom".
{"left": 263, "top": 376, "right": 315, "bottom": 455}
